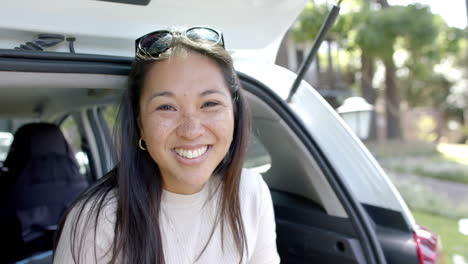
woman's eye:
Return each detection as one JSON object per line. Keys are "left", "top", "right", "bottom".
{"left": 156, "top": 104, "right": 176, "bottom": 111}
{"left": 202, "top": 101, "right": 220, "bottom": 108}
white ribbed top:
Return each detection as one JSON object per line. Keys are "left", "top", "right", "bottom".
{"left": 53, "top": 168, "right": 280, "bottom": 264}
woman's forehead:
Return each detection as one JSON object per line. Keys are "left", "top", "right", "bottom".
{"left": 143, "top": 53, "right": 229, "bottom": 96}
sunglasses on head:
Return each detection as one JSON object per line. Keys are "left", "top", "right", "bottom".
{"left": 135, "top": 27, "right": 225, "bottom": 60}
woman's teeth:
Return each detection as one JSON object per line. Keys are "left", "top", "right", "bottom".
{"left": 174, "top": 146, "right": 208, "bottom": 159}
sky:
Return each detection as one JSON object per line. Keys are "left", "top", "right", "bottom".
{"left": 388, "top": 0, "right": 467, "bottom": 29}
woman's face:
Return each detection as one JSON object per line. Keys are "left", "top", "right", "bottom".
{"left": 138, "top": 52, "right": 235, "bottom": 194}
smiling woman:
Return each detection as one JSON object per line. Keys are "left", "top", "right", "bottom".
{"left": 52, "top": 27, "right": 280, "bottom": 264}
{"left": 138, "top": 53, "right": 235, "bottom": 195}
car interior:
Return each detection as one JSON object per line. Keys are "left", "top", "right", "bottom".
{"left": 0, "top": 70, "right": 369, "bottom": 264}
{"left": 1, "top": 123, "right": 89, "bottom": 262}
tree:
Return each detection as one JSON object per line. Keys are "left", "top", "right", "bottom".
{"left": 351, "top": 3, "right": 378, "bottom": 139}
{"left": 354, "top": 3, "right": 440, "bottom": 139}
{"left": 400, "top": 20, "right": 464, "bottom": 109}
{"left": 291, "top": 0, "right": 456, "bottom": 141}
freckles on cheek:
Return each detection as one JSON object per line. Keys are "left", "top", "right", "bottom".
{"left": 210, "top": 115, "right": 235, "bottom": 137}
{"left": 144, "top": 117, "right": 174, "bottom": 139}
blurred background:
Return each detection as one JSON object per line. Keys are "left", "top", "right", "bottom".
{"left": 276, "top": 0, "right": 467, "bottom": 263}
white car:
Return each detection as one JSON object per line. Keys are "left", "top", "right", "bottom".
{"left": 0, "top": 0, "right": 439, "bottom": 263}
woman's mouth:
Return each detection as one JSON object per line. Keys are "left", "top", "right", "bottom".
{"left": 174, "top": 145, "right": 209, "bottom": 159}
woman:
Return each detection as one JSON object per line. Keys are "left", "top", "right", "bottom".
{"left": 53, "top": 27, "right": 280, "bottom": 264}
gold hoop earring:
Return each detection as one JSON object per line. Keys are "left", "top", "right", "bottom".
{"left": 138, "top": 138, "right": 147, "bottom": 151}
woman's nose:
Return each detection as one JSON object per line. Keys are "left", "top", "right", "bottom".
{"left": 176, "top": 114, "right": 205, "bottom": 140}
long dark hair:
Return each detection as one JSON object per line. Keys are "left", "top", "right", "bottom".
{"left": 54, "top": 36, "right": 251, "bottom": 263}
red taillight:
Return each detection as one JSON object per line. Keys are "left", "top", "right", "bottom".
{"left": 414, "top": 225, "right": 440, "bottom": 264}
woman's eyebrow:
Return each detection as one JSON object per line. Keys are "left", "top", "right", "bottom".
{"left": 147, "top": 91, "right": 174, "bottom": 103}
{"left": 147, "top": 89, "right": 226, "bottom": 103}
{"left": 199, "top": 89, "right": 226, "bottom": 97}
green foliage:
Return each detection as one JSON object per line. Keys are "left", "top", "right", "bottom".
{"left": 291, "top": 2, "right": 329, "bottom": 43}
{"left": 399, "top": 17, "right": 463, "bottom": 109}
{"left": 436, "top": 23, "right": 465, "bottom": 55}
{"left": 355, "top": 4, "right": 439, "bottom": 60}
{"left": 400, "top": 69, "right": 452, "bottom": 108}
{"left": 291, "top": 1, "right": 356, "bottom": 44}
{"left": 454, "top": 38, "right": 468, "bottom": 70}
{"left": 400, "top": 5, "right": 439, "bottom": 54}
{"left": 293, "top": 2, "right": 443, "bottom": 60}
{"left": 291, "top": 0, "right": 465, "bottom": 112}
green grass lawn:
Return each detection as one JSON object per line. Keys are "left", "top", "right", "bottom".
{"left": 394, "top": 165, "right": 468, "bottom": 185}
{"left": 413, "top": 210, "right": 468, "bottom": 264}
{"left": 365, "top": 141, "right": 439, "bottom": 158}
{"left": 366, "top": 142, "right": 468, "bottom": 184}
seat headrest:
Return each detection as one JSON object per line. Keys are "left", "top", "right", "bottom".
{"left": 3, "top": 123, "right": 72, "bottom": 172}
{"left": 12, "top": 123, "right": 68, "bottom": 157}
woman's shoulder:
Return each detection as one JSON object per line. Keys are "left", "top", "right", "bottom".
{"left": 54, "top": 191, "right": 118, "bottom": 263}
{"left": 239, "top": 168, "right": 270, "bottom": 210}
{"left": 239, "top": 168, "right": 269, "bottom": 190}
{"left": 64, "top": 189, "right": 118, "bottom": 235}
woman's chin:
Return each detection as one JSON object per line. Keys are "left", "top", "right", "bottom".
{"left": 163, "top": 171, "right": 212, "bottom": 194}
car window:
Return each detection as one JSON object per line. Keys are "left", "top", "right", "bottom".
{"left": 0, "top": 119, "right": 37, "bottom": 164}
{"left": 244, "top": 134, "right": 272, "bottom": 174}
{"left": 60, "top": 116, "right": 90, "bottom": 177}
{"left": 0, "top": 132, "right": 13, "bottom": 163}
{"left": 102, "top": 105, "right": 119, "bottom": 137}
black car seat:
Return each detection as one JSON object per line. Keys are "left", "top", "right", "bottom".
{"left": 0, "top": 123, "right": 89, "bottom": 263}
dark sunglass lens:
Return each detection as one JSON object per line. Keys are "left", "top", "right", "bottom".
{"left": 140, "top": 31, "right": 173, "bottom": 55}
{"left": 186, "top": 28, "right": 220, "bottom": 44}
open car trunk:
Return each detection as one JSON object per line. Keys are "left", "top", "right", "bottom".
{"left": 0, "top": 50, "right": 388, "bottom": 264}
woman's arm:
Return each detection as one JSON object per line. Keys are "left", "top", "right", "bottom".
{"left": 249, "top": 176, "right": 281, "bottom": 264}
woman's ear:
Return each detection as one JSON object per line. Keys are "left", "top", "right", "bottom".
{"left": 137, "top": 115, "right": 144, "bottom": 139}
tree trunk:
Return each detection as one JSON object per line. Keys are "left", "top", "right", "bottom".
{"left": 361, "top": 50, "right": 377, "bottom": 141}
{"left": 377, "top": 0, "right": 403, "bottom": 141}
{"left": 327, "top": 40, "right": 335, "bottom": 90}
{"left": 384, "top": 57, "right": 402, "bottom": 139}
{"left": 361, "top": 52, "right": 376, "bottom": 105}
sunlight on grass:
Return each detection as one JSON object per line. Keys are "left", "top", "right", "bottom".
{"left": 438, "top": 144, "right": 468, "bottom": 165}
{"left": 459, "top": 219, "right": 468, "bottom": 235}
{"left": 413, "top": 211, "right": 468, "bottom": 264}
{"left": 454, "top": 255, "right": 468, "bottom": 264}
